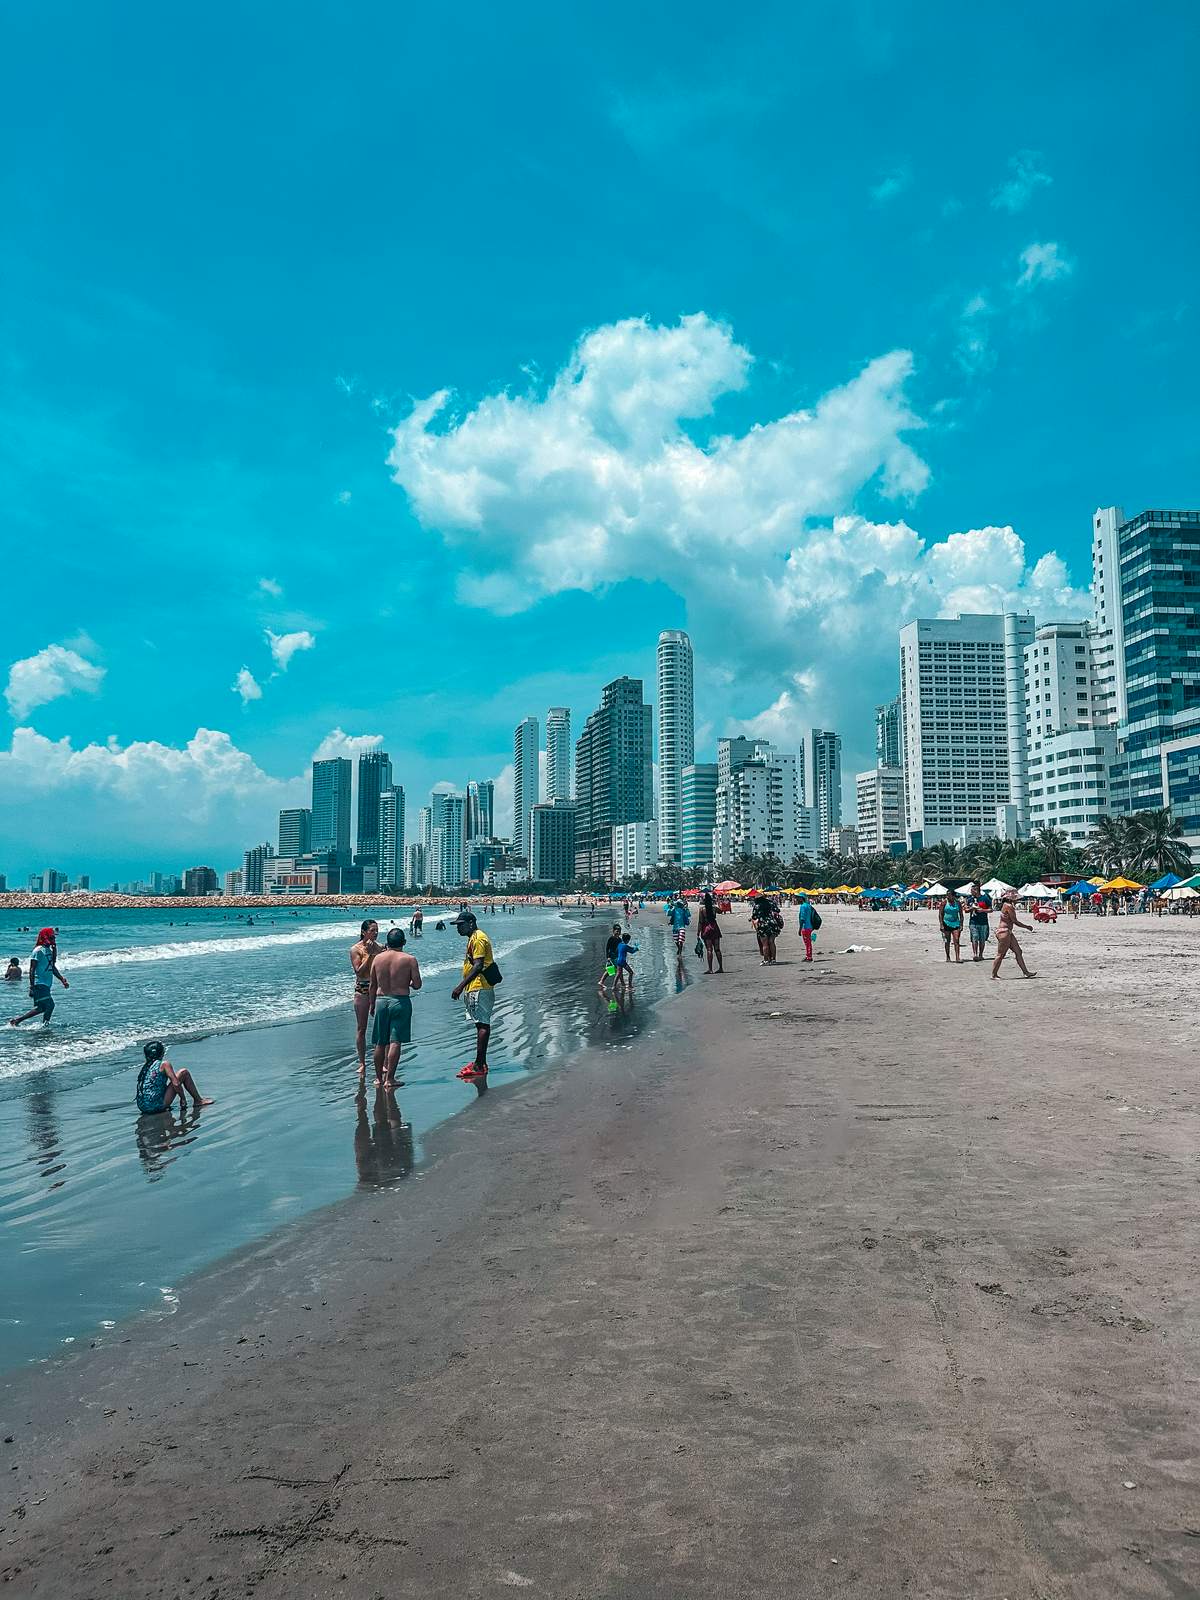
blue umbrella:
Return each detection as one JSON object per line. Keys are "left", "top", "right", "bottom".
{"left": 1150, "top": 873, "right": 1181, "bottom": 890}
{"left": 1064, "top": 880, "right": 1097, "bottom": 897}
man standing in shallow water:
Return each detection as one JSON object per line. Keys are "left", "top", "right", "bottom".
{"left": 451, "top": 910, "right": 496, "bottom": 1081}
{"left": 369, "top": 928, "right": 422, "bottom": 1088}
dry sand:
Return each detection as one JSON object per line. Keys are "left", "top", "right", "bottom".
{"left": 2, "top": 907, "right": 1198, "bottom": 1598}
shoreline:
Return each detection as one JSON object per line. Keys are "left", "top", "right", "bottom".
{"left": 3, "top": 909, "right": 1198, "bottom": 1596}
{"left": 0, "top": 893, "right": 607, "bottom": 912}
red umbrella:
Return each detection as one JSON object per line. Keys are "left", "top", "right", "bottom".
{"left": 714, "top": 879, "right": 741, "bottom": 892}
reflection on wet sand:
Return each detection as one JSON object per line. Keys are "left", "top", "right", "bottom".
{"left": 25, "top": 1075, "right": 65, "bottom": 1194}
{"left": 354, "top": 1087, "right": 415, "bottom": 1187}
{"left": 135, "top": 1106, "right": 205, "bottom": 1179}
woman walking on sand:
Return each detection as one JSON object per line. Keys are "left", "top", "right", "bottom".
{"left": 992, "top": 894, "right": 1037, "bottom": 980}
{"left": 939, "top": 888, "right": 964, "bottom": 963}
{"left": 699, "top": 892, "right": 723, "bottom": 973}
{"left": 750, "top": 895, "right": 780, "bottom": 964}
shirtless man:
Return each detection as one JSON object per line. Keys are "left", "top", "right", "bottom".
{"left": 350, "top": 919, "right": 382, "bottom": 1077}
{"left": 368, "top": 927, "right": 422, "bottom": 1087}
{"left": 991, "top": 894, "right": 1037, "bottom": 980}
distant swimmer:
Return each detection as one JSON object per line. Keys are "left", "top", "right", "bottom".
{"left": 4, "top": 958, "right": 21, "bottom": 982}
{"left": 369, "top": 928, "right": 422, "bottom": 1089}
{"left": 350, "top": 919, "right": 382, "bottom": 1079}
{"left": 8, "top": 929, "right": 69, "bottom": 1028}
{"left": 135, "top": 1041, "right": 214, "bottom": 1113}
{"left": 435, "top": 920, "right": 446, "bottom": 931}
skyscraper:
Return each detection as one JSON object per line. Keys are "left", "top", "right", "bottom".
{"left": 656, "top": 630, "right": 694, "bottom": 863}
{"left": 355, "top": 750, "right": 393, "bottom": 867}
{"left": 899, "top": 613, "right": 1033, "bottom": 846}
{"left": 311, "top": 758, "right": 352, "bottom": 861}
{"left": 574, "top": 677, "right": 653, "bottom": 882}
{"left": 430, "top": 791, "right": 466, "bottom": 885}
{"left": 875, "top": 697, "right": 902, "bottom": 769}
{"left": 712, "top": 740, "right": 815, "bottom": 864}
{"left": 856, "top": 768, "right": 906, "bottom": 854}
{"left": 546, "top": 707, "right": 572, "bottom": 802}
{"left": 805, "top": 729, "right": 843, "bottom": 847}
{"left": 378, "top": 785, "right": 406, "bottom": 888}
{"left": 242, "top": 842, "right": 275, "bottom": 894}
{"left": 529, "top": 799, "right": 576, "bottom": 882}
{"left": 466, "top": 779, "right": 495, "bottom": 842}
{"left": 1023, "top": 622, "right": 1116, "bottom": 845}
{"left": 277, "top": 807, "right": 311, "bottom": 858}
{"left": 681, "top": 763, "right": 718, "bottom": 868}
{"left": 513, "top": 716, "right": 539, "bottom": 859}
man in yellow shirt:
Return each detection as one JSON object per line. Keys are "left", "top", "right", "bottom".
{"left": 451, "top": 910, "right": 495, "bottom": 1079}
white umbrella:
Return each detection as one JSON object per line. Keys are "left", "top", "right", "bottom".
{"left": 1162, "top": 884, "right": 1199, "bottom": 900}
{"left": 923, "top": 882, "right": 949, "bottom": 897}
{"left": 981, "top": 878, "right": 1014, "bottom": 897}
{"left": 1018, "top": 882, "right": 1058, "bottom": 898}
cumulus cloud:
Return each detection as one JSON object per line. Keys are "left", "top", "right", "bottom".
{"left": 258, "top": 577, "right": 283, "bottom": 597}
{"left": 386, "top": 313, "right": 1087, "bottom": 778}
{"left": 233, "top": 667, "right": 262, "bottom": 703}
{"left": 992, "top": 151, "right": 1052, "bottom": 213}
{"left": 5, "top": 644, "right": 106, "bottom": 720}
{"left": 1016, "top": 241, "right": 1073, "bottom": 289}
{"left": 870, "top": 165, "right": 911, "bottom": 204}
{"left": 0, "top": 725, "right": 385, "bottom": 871}
{"left": 311, "top": 727, "right": 384, "bottom": 762}
{"left": 266, "top": 629, "right": 316, "bottom": 671}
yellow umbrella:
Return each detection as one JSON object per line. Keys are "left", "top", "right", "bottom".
{"left": 1088, "top": 876, "right": 1107, "bottom": 886}
{"left": 1101, "top": 875, "right": 1144, "bottom": 891}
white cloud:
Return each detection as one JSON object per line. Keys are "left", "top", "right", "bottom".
{"left": 266, "top": 629, "right": 316, "bottom": 671}
{"left": 388, "top": 313, "right": 929, "bottom": 615}
{"left": 5, "top": 644, "right": 106, "bottom": 720}
{"left": 992, "top": 151, "right": 1051, "bottom": 214}
{"left": 0, "top": 725, "right": 387, "bottom": 871}
{"left": 386, "top": 313, "right": 1087, "bottom": 782}
{"left": 956, "top": 294, "right": 995, "bottom": 374}
{"left": 233, "top": 667, "right": 262, "bottom": 703}
{"left": 258, "top": 577, "right": 283, "bottom": 597}
{"left": 870, "top": 165, "right": 911, "bottom": 204}
{"left": 312, "top": 727, "right": 384, "bottom": 762}
{"left": 1016, "top": 241, "right": 1073, "bottom": 289}
{"left": 335, "top": 490, "right": 352, "bottom": 506}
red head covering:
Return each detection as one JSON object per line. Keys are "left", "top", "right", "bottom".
{"left": 36, "top": 928, "right": 56, "bottom": 946}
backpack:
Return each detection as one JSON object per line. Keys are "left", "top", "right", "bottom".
{"left": 809, "top": 908, "right": 822, "bottom": 931}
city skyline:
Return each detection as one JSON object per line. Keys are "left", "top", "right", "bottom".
{"left": 2, "top": 5, "right": 1196, "bottom": 879}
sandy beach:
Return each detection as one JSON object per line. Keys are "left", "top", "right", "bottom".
{"left": 2, "top": 906, "right": 1198, "bottom": 1598}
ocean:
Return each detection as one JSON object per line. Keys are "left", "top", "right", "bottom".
{"left": 0, "top": 904, "right": 684, "bottom": 1372}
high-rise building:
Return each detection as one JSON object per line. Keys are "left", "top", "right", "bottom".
{"left": 1101, "top": 508, "right": 1200, "bottom": 846}
{"left": 875, "top": 698, "right": 902, "bottom": 769}
{"left": 355, "top": 751, "right": 392, "bottom": 867}
{"left": 278, "top": 807, "right": 312, "bottom": 858}
{"left": 681, "top": 763, "right": 718, "bottom": 868}
{"left": 378, "top": 785, "right": 406, "bottom": 888}
{"left": 828, "top": 826, "right": 859, "bottom": 855}
{"left": 406, "top": 841, "right": 426, "bottom": 888}
{"left": 45, "top": 869, "right": 69, "bottom": 893}
{"left": 311, "top": 758, "right": 352, "bottom": 862}
{"left": 26, "top": 873, "right": 43, "bottom": 892}
{"left": 242, "top": 842, "right": 274, "bottom": 894}
{"left": 545, "top": 708, "right": 572, "bottom": 802}
{"left": 899, "top": 613, "right": 1034, "bottom": 847}
{"left": 611, "top": 819, "right": 659, "bottom": 881}
{"left": 712, "top": 739, "right": 816, "bottom": 864}
{"left": 805, "top": 729, "right": 843, "bottom": 846}
{"left": 514, "top": 716, "right": 540, "bottom": 860}
{"left": 856, "top": 767, "right": 906, "bottom": 854}
{"left": 1023, "top": 621, "right": 1116, "bottom": 845}
{"left": 183, "top": 865, "right": 218, "bottom": 896}
{"left": 224, "top": 868, "right": 244, "bottom": 896}
{"left": 530, "top": 799, "right": 576, "bottom": 882}
{"left": 430, "top": 791, "right": 466, "bottom": 886}
{"left": 466, "top": 779, "right": 495, "bottom": 842}
{"left": 656, "top": 630, "right": 695, "bottom": 863}
{"left": 574, "top": 677, "right": 653, "bottom": 882}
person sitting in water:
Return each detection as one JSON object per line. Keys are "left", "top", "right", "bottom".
{"left": 4, "top": 958, "right": 21, "bottom": 982}
{"left": 434, "top": 919, "right": 446, "bottom": 931}
{"left": 135, "top": 1041, "right": 214, "bottom": 1114}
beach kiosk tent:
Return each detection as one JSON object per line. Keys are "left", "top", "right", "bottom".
{"left": 1161, "top": 884, "right": 1199, "bottom": 901}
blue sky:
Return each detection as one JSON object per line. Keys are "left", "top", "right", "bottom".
{"left": 2, "top": 0, "right": 1197, "bottom": 878}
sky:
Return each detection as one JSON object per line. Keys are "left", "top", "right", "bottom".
{"left": 2, "top": 0, "right": 1198, "bottom": 879}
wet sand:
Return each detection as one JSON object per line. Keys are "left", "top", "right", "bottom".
{"left": 2, "top": 909, "right": 1198, "bottom": 1597}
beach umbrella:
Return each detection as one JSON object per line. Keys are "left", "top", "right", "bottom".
{"left": 1018, "top": 882, "right": 1057, "bottom": 898}
{"left": 980, "top": 877, "right": 1014, "bottom": 897}
{"left": 1161, "top": 884, "right": 1199, "bottom": 900}
{"left": 1149, "top": 873, "right": 1182, "bottom": 890}
{"left": 1177, "top": 872, "right": 1200, "bottom": 891}
{"left": 1064, "top": 880, "right": 1097, "bottom": 897}
{"left": 1101, "top": 875, "right": 1144, "bottom": 892}
{"left": 923, "top": 882, "right": 949, "bottom": 897}
{"left": 714, "top": 880, "right": 741, "bottom": 892}
{"left": 1088, "top": 877, "right": 1107, "bottom": 886}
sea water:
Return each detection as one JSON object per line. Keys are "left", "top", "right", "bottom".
{"left": 0, "top": 905, "right": 683, "bottom": 1371}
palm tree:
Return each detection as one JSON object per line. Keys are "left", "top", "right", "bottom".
{"left": 1084, "top": 815, "right": 1130, "bottom": 877}
{"left": 924, "top": 840, "right": 965, "bottom": 881}
{"left": 816, "top": 847, "right": 846, "bottom": 886}
{"left": 1126, "top": 808, "right": 1193, "bottom": 879}
{"left": 970, "top": 836, "right": 1015, "bottom": 879}
{"left": 1031, "top": 826, "right": 1070, "bottom": 874}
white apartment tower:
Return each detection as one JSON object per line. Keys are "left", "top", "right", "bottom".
{"left": 899, "top": 613, "right": 1034, "bottom": 845}
{"left": 656, "top": 630, "right": 695, "bottom": 863}
{"left": 711, "top": 739, "right": 817, "bottom": 864}
{"left": 378, "top": 785, "right": 406, "bottom": 888}
{"left": 513, "top": 716, "right": 539, "bottom": 860}
{"left": 856, "top": 767, "right": 906, "bottom": 854}
{"left": 1023, "top": 622, "right": 1116, "bottom": 845}
{"left": 545, "top": 708, "right": 572, "bottom": 802}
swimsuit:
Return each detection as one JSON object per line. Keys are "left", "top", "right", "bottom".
{"left": 136, "top": 1061, "right": 170, "bottom": 1114}
{"left": 372, "top": 995, "right": 413, "bottom": 1046}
